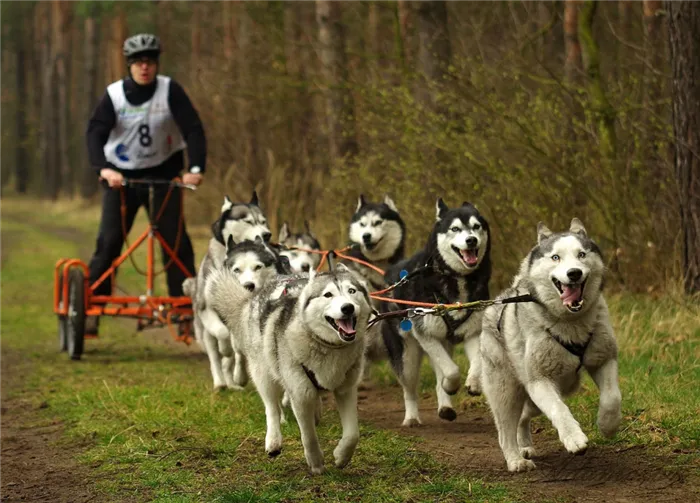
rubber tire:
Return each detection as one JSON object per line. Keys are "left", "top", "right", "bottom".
{"left": 66, "top": 268, "right": 86, "bottom": 361}
{"left": 58, "top": 273, "right": 67, "bottom": 351}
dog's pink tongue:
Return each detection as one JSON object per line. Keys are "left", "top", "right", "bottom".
{"left": 560, "top": 284, "right": 582, "bottom": 304}
{"left": 336, "top": 319, "right": 356, "bottom": 335}
{"left": 460, "top": 249, "right": 478, "bottom": 266}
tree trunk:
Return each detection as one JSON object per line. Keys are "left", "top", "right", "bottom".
{"left": 579, "top": 0, "right": 616, "bottom": 159}
{"left": 110, "top": 7, "right": 126, "bottom": 83}
{"left": 397, "top": 0, "right": 412, "bottom": 71}
{"left": 53, "top": 1, "right": 71, "bottom": 196}
{"left": 564, "top": 0, "right": 582, "bottom": 85}
{"left": 644, "top": 1, "right": 664, "bottom": 79}
{"left": 81, "top": 13, "right": 99, "bottom": 199}
{"left": 237, "top": 3, "right": 262, "bottom": 186}
{"left": 416, "top": 0, "right": 451, "bottom": 109}
{"left": 316, "top": 0, "right": 357, "bottom": 161}
{"left": 39, "top": 3, "right": 59, "bottom": 199}
{"left": 191, "top": 2, "right": 202, "bottom": 86}
{"left": 666, "top": 0, "right": 700, "bottom": 294}
{"left": 15, "top": 22, "right": 28, "bottom": 193}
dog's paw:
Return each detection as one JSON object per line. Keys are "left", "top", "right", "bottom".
{"left": 438, "top": 407, "right": 457, "bottom": 422}
{"left": 214, "top": 384, "right": 228, "bottom": 393}
{"left": 464, "top": 376, "right": 482, "bottom": 396}
{"left": 441, "top": 375, "right": 461, "bottom": 396}
{"left": 267, "top": 447, "right": 282, "bottom": 458}
{"left": 333, "top": 445, "right": 356, "bottom": 469}
{"left": 507, "top": 457, "right": 536, "bottom": 472}
{"left": 561, "top": 429, "right": 588, "bottom": 455}
{"left": 520, "top": 447, "right": 536, "bottom": 459}
{"left": 402, "top": 417, "right": 422, "bottom": 428}
{"left": 309, "top": 464, "right": 325, "bottom": 475}
{"left": 597, "top": 408, "right": 621, "bottom": 438}
{"left": 227, "top": 383, "right": 245, "bottom": 391}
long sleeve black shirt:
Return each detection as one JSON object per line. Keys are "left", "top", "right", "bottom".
{"left": 86, "top": 76, "right": 207, "bottom": 179}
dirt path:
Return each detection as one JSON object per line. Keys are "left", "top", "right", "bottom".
{"left": 355, "top": 382, "right": 697, "bottom": 503}
{"left": 0, "top": 349, "right": 105, "bottom": 503}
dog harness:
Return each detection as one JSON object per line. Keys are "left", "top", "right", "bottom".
{"left": 494, "top": 298, "right": 592, "bottom": 372}
{"left": 302, "top": 364, "right": 327, "bottom": 391}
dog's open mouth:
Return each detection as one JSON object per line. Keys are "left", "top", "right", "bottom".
{"left": 453, "top": 246, "right": 479, "bottom": 267}
{"left": 363, "top": 236, "right": 383, "bottom": 251}
{"left": 552, "top": 278, "right": 586, "bottom": 312}
{"left": 325, "top": 316, "right": 358, "bottom": 342}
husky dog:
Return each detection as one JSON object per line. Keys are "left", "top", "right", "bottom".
{"left": 344, "top": 194, "right": 406, "bottom": 291}
{"left": 381, "top": 198, "right": 491, "bottom": 426}
{"left": 278, "top": 221, "right": 322, "bottom": 273}
{"left": 480, "top": 219, "right": 621, "bottom": 472}
{"left": 209, "top": 264, "right": 373, "bottom": 474}
{"left": 191, "top": 192, "right": 272, "bottom": 347}
{"left": 195, "top": 235, "right": 288, "bottom": 390}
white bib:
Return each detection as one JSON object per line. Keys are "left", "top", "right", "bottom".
{"left": 103, "top": 75, "right": 186, "bottom": 170}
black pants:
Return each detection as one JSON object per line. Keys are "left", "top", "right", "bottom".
{"left": 87, "top": 183, "right": 196, "bottom": 298}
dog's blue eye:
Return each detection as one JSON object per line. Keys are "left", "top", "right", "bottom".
{"left": 348, "top": 288, "right": 356, "bottom": 294}
{"left": 451, "top": 227, "right": 460, "bottom": 233}
{"left": 324, "top": 292, "right": 333, "bottom": 298}
{"left": 578, "top": 251, "right": 586, "bottom": 259}
{"left": 551, "top": 255, "right": 560, "bottom": 262}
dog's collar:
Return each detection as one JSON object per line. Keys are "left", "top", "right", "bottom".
{"left": 302, "top": 364, "right": 327, "bottom": 391}
{"left": 310, "top": 332, "right": 349, "bottom": 350}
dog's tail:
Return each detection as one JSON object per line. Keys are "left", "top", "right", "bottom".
{"left": 206, "top": 268, "right": 249, "bottom": 331}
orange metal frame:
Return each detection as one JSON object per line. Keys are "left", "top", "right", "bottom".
{"left": 53, "top": 206, "right": 194, "bottom": 345}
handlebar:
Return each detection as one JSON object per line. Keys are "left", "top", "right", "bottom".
{"left": 121, "top": 179, "right": 197, "bottom": 191}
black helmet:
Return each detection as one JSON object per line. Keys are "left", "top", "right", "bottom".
{"left": 123, "top": 33, "right": 161, "bottom": 59}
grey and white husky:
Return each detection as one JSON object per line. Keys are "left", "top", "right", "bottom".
{"left": 191, "top": 192, "right": 272, "bottom": 348}
{"left": 194, "top": 234, "right": 288, "bottom": 390}
{"left": 208, "top": 264, "right": 373, "bottom": 474}
{"left": 380, "top": 198, "right": 491, "bottom": 426}
{"left": 480, "top": 218, "right": 621, "bottom": 472}
{"left": 278, "top": 221, "right": 322, "bottom": 273}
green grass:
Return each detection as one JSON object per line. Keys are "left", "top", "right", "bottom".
{"left": 1, "top": 196, "right": 516, "bottom": 502}
{"left": 2, "top": 195, "right": 698, "bottom": 502}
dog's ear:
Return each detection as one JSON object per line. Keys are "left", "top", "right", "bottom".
{"left": 279, "top": 222, "right": 290, "bottom": 242}
{"left": 356, "top": 194, "right": 367, "bottom": 213}
{"left": 569, "top": 218, "right": 587, "bottom": 238}
{"left": 461, "top": 201, "right": 478, "bottom": 211}
{"left": 226, "top": 234, "right": 236, "bottom": 252}
{"left": 537, "top": 222, "right": 553, "bottom": 244}
{"left": 436, "top": 197, "right": 449, "bottom": 221}
{"left": 383, "top": 194, "right": 399, "bottom": 213}
{"left": 221, "top": 195, "right": 233, "bottom": 213}
{"left": 250, "top": 191, "right": 259, "bottom": 206}
{"left": 335, "top": 263, "right": 350, "bottom": 274}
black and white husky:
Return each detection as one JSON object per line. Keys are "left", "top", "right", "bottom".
{"left": 209, "top": 265, "right": 373, "bottom": 474}
{"left": 381, "top": 198, "right": 491, "bottom": 426}
{"left": 480, "top": 219, "right": 621, "bottom": 472}
{"left": 343, "top": 194, "right": 406, "bottom": 291}
{"left": 278, "top": 221, "right": 322, "bottom": 273}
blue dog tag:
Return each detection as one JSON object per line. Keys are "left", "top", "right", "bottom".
{"left": 400, "top": 269, "right": 408, "bottom": 279}
{"left": 400, "top": 319, "right": 413, "bottom": 331}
